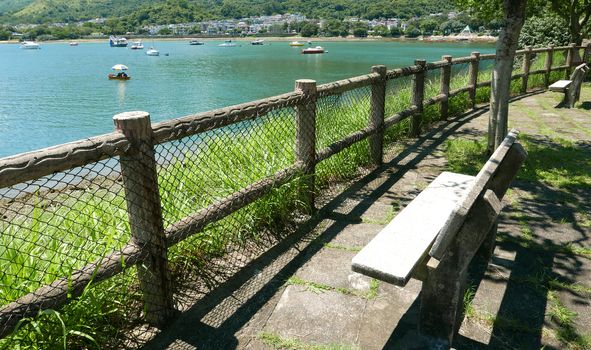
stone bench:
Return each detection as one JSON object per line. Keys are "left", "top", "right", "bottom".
{"left": 549, "top": 63, "right": 589, "bottom": 108}
{"left": 352, "top": 130, "right": 527, "bottom": 349}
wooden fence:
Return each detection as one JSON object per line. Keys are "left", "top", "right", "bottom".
{"left": 0, "top": 43, "right": 589, "bottom": 338}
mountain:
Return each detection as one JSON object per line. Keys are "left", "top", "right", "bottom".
{"left": 0, "top": 0, "right": 35, "bottom": 16}
{"left": 1, "top": 0, "right": 456, "bottom": 24}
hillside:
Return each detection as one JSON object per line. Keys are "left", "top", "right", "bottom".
{"left": 1, "top": 0, "right": 456, "bottom": 24}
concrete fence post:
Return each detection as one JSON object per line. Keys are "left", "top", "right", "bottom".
{"left": 440, "top": 55, "right": 452, "bottom": 120}
{"left": 468, "top": 52, "right": 480, "bottom": 108}
{"left": 113, "top": 111, "right": 175, "bottom": 326}
{"left": 521, "top": 46, "right": 532, "bottom": 93}
{"left": 369, "top": 65, "right": 387, "bottom": 166}
{"left": 295, "top": 79, "right": 317, "bottom": 213}
{"left": 544, "top": 45, "right": 554, "bottom": 88}
{"left": 410, "top": 59, "right": 426, "bottom": 137}
{"left": 566, "top": 43, "right": 576, "bottom": 78}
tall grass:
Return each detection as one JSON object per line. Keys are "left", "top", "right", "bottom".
{"left": 0, "top": 51, "right": 570, "bottom": 348}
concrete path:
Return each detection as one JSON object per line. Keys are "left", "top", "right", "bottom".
{"left": 142, "top": 88, "right": 591, "bottom": 350}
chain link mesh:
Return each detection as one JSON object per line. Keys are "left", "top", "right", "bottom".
{"left": 0, "top": 158, "right": 148, "bottom": 346}
{"left": 315, "top": 86, "right": 372, "bottom": 191}
{"left": 154, "top": 106, "right": 303, "bottom": 301}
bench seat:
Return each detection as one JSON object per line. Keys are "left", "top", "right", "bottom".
{"left": 351, "top": 171, "right": 475, "bottom": 286}
{"left": 548, "top": 80, "right": 572, "bottom": 92}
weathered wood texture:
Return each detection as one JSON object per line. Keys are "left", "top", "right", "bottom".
{"left": 545, "top": 45, "right": 554, "bottom": 87}
{"left": 295, "top": 80, "right": 317, "bottom": 212}
{"left": 468, "top": 52, "right": 480, "bottom": 108}
{"left": 0, "top": 133, "right": 129, "bottom": 189}
{"left": 410, "top": 59, "right": 426, "bottom": 137}
{"left": 521, "top": 46, "right": 533, "bottom": 93}
{"left": 114, "top": 111, "right": 175, "bottom": 326}
{"left": 151, "top": 91, "right": 306, "bottom": 144}
{"left": 369, "top": 65, "right": 387, "bottom": 165}
{"left": 440, "top": 55, "right": 452, "bottom": 120}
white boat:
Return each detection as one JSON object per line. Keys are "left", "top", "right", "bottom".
{"left": 69, "top": 42, "right": 79, "bottom": 46}
{"left": 109, "top": 36, "right": 128, "bottom": 47}
{"left": 219, "top": 40, "right": 236, "bottom": 47}
{"left": 21, "top": 41, "right": 40, "bottom": 49}
{"left": 130, "top": 41, "right": 144, "bottom": 50}
{"left": 289, "top": 41, "right": 304, "bottom": 47}
{"left": 190, "top": 39, "right": 204, "bottom": 45}
{"left": 302, "top": 46, "right": 325, "bottom": 54}
{"left": 251, "top": 39, "right": 264, "bottom": 45}
{"left": 146, "top": 47, "right": 160, "bottom": 56}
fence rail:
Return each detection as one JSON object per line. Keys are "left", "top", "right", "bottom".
{"left": 0, "top": 43, "right": 589, "bottom": 341}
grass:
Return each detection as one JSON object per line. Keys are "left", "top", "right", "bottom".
{"left": 0, "top": 52, "right": 571, "bottom": 348}
{"left": 286, "top": 276, "right": 379, "bottom": 300}
{"left": 258, "top": 332, "right": 360, "bottom": 350}
{"left": 444, "top": 122, "right": 591, "bottom": 349}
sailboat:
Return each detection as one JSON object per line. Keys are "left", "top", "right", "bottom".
{"left": 146, "top": 47, "right": 160, "bottom": 56}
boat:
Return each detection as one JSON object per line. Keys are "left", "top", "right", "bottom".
{"left": 108, "top": 73, "right": 131, "bottom": 80}
{"left": 108, "top": 64, "right": 131, "bottom": 80}
{"left": 307, "top": 40, "right": 312, "bottom": 45}
{"left": 69, "top": 42, "right": 79, "bottom": 46}
{"left": 21, "top": 41, "right": 40, "bottom": 49}
{"left": 219, "top": 40, "right": 236, "bottom": 47}
{"left": 189, "top": 39, "right": 204, "bottom": 45}
{"left": 302, "top": 46, "right": 325, "bottom": 54}
{"left": 251, "top": 39, "right": 264, "bottom": 45}
{"left": 146, "top": 47, "right": 160, "bottom": 56}
{"left": 109, "top": 36, "right": 128, "bottom": 47}
{"left": 289, "top": 41, "right": 304, "bottom": 46}
{"left": 130, "top": 41, "right": 144, "bottom": 50}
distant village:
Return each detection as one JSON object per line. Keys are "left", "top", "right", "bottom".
{"left": 8, "top": 11, "right": 493, "bottom": 40}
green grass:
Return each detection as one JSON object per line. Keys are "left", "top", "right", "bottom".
{"left": 0, "top": 55, "right": 570, "bottom": 348}
{"left": 286, "top": 276, "right": 379, "bottom": 300}
{"left": 258, "top": 332, "right": 361, "bottom": 350}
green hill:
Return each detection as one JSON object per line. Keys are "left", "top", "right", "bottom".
{"left": 1, "top": 0, "right": 456, "bottom": 24}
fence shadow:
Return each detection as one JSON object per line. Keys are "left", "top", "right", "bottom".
{"left": 140, "top": 105, "right": 488, "bottom": 349}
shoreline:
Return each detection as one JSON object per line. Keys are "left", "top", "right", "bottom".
{"left": 0, "top": 35, "right": 497, "bottom": 45}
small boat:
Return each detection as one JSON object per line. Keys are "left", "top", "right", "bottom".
{"left": 251, "top": 39, "right": 264, "bottom": 45}
{"left": 69, "top": 42, "right": 79, "bottom": 46}
{"left": 289, "top": 41, "right": 304, "bottom": 47}
{"left": 302, "top": 46, "right": 325, "bottom": 54}
{"left": 108, "top": 64, "right": 130, "bottom": 80}
{"left": 109, "top": 36, "right": 128, "bottom": 47}
{"left": 108, "top": 73, "right": 131, "bottom": 80}
{"left": 146, "top": 47, "right": 160, "bottom": 56}
{"left": 219, "top": 40, "right": 236, "bottom": 47}
{"left": 189, "top": 39, "right": 204, "bottom": 45}
{"left": 130, "top": 41, "right": 144, "bottom": 50}
{"left": 307, "top": 40, "right": 312, "bottom": 45}
{"left": 21, "top": 41, "right": 40, "bottom": 49}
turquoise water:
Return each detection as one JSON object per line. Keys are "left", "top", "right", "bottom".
{"left": 0, "top": 40, "right": 494, "bottom": 157}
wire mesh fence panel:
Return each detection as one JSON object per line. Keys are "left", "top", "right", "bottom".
{"left": 154, "top": 107, "right": 302, "bottom": 292}
{"left": 384, "top": 76, "right": 413, "bottom": 142}
{"left": 156, "top": 108, "right": 298, "bottom": 229}
{"left": 0, "top": 157, "right": 141, "bottom": 346}
{"left": 315, "top": 86, "right": 372, "bottom": 189}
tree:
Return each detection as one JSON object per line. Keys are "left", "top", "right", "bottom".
{"left": 300, "top": 21, "right": 319, "bottom": 37}
{"left": 518, "top": 14, "right": 570, "bottom": 48}
{"left": 549, "top": 0, "right": 591, "bottom": 46}
{"left": 390, "top": 26, "right": 402, "bottom": 37}
{"left": 352, "top": 23, "right": 369, "bottom": 37}
{"left": 456, "top": 0, "right": 528, "bottom": 151}
{"left": 372, "top": 24, "right": 390, "bottom": 37}
{"left": 404, "top": 25, "right": 422, "bottom": 38}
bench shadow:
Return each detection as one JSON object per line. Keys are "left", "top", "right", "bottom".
{"left": 139, "top": 108, "right": 488, "bottom": 349}
{"left": 384, "top": 136, "right": 591, "bottom": 349}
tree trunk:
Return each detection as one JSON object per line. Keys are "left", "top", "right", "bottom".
{"left": 487, "top": 0, "right": 527, "bottom": 153}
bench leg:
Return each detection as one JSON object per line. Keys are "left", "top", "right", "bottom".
{"left": 419, "top": 261, "right": 469, "bottom": 347}
{"left": 477, "top": 222, "right": 498, "bottom": 262}
{"left": 419, "top": 191, "right": 503, "bottom": 348}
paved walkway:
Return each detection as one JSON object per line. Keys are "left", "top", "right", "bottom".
{"left": 142, "top": 88, "right": 591, "bottom": 350}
